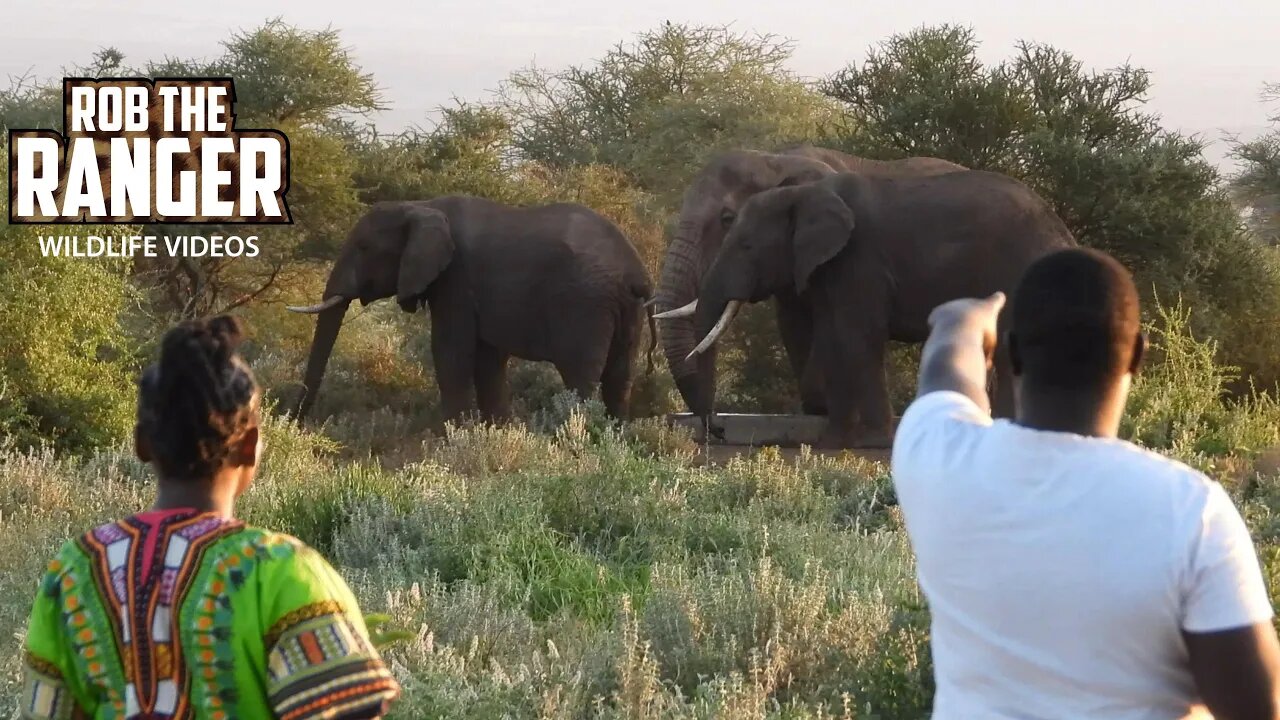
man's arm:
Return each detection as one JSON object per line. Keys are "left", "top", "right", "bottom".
{"left": 1181, "top": 483, "right": 1280, "bottom": 719}
{"left": 917, "top": 333, "right": 993, "bottom": 413}
{"left": 1184, "top": 623, "right": 1280, "bottom": 720}
{"left": 916, "top": 293, "right": 1006, "bottom": 414}
{"left": 892, "top": 294, "right": 1003, "bottom": 482}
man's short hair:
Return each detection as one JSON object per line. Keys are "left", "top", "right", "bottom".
{"left": 1010, "top": 248, "right": 1141, "bottom": 390}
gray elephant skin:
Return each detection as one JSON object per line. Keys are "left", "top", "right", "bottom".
{"left": 653, "top": 145, "right": 965, "bottom": 428}
{"left": 686, "top": 170, "right": 1078, "bottom": 449}
{"left": 288, "top": 196, "right": 656, "bottom": 423}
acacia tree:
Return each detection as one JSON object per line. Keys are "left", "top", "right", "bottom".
{"left": 102, "top": 21, "right": 385, "bottom": 320}
{"left": 0, "top": 48, "right": 125, "bottom": 132}
{"left": 348, "top": 103, "right": 539, "bottom": 208}
{"left": 1231, "top": 83, "right": 1280, "bottom": 246}
{"left": 824, "top": 25, "right": 1280, "bottom": 392}
{"left": 498, "top": 22, "right": 840, "bottom": 206}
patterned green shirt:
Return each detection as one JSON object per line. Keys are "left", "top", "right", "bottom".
{"left": 20, "top": 509, "right": 400, "bottom": 719}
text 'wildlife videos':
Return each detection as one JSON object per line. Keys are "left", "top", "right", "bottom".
{"left": 35, "top": 234, "right": 261, "bottom": 258}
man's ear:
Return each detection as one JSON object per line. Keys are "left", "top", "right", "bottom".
{"left": 1006, "top": 330, "right": 1023, "bottom": 376}
{"left": 1130, "top": 332, "right": 1147, "bottom": 375}
{"left": 134, "top": 425, "right": 152, "bottom": 463}
{"left": 231, "top": 426, "right": 261, "bottom": 468}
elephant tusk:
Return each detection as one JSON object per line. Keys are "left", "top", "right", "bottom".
{"left": 287, "top": 296, "right": 346, "bottom": 314}
{"left": 686, "top": 300, "right": 742, "bottom": 360}
{"left": 654, "top": 299, "right": 698, "bottom": 319}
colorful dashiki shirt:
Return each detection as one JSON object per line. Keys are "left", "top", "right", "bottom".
{"left": 20, "top": 508, "right": 400, "bottom": 719}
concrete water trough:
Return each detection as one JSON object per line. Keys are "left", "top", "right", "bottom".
{"left": 665, "top": 413, "right": 901, "bottom": 448}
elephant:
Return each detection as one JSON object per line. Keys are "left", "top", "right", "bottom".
{"left": 287, "top": 196, "right": 656, "bottom": 424}
{"left": 653, "top": 145, "right": 965, "bottom": 431}
{"left": 684, "top": 169, "right": 1077, "bottom": 449}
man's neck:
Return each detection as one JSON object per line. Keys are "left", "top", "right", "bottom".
{"left": 1014, "top": 386, "right": 1125, "bottom": 439}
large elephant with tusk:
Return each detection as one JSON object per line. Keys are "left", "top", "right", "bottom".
{"left": 653, "top": 145, "right": 965, "bottom": 432}
{"left": 288, "top": 197, "right": 657, "bottom": 424}
{"left": 685, "top": 169, "right": 1077, "bottom": 448}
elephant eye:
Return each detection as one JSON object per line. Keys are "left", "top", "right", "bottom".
{"left": 720, "top": 209, "right": 736, "bottom": 229}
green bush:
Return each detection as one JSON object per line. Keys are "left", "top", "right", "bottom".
{"left": 0, "top": 218, "right": 139, "bottom": 451}
{"left": 1122, "top": 297, "right": 1280, "bottom": 466}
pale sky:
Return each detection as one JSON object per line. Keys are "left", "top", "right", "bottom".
{"left": 4, "top": 0, "right": 1276, "bottom": 173}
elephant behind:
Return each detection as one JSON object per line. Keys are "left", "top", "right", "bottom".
{"left": 654, "top": 145, "right": 965, "bottom": 423}
{"left": 288, "top": 196, "right": 656, "bottom": 423}
{"left": 686, "top": 169, "right": 1078, "bottom": 449}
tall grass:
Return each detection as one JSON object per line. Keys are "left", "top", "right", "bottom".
{"left": 1, "top": 298, "right": 1277, "bottom": 718}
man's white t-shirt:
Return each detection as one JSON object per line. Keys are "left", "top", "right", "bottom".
{"left": 891, "top": 390, "right": 1275, "bottom": 720}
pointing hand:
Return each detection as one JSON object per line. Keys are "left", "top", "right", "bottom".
{"left": 927, "top": 292, "right": 1007, "bottom": 366}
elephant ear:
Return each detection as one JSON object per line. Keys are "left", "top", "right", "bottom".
{"left": 791, "top": 186, "right": 855, "bottom": 294}
{"left": 397, "top": 207, "right": 454, "bottom": 312}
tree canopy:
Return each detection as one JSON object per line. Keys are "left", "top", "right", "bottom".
{"left": 824, "top": 25, "right": 1280, "bottom": 390}
{"left": 498, "top": 22, "right": 840, "bottom": 204}
{"left": 1231, "top": 83, "right": 1280, "bottom": 246}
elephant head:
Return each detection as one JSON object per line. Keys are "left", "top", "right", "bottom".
{"left": 654, "top": 148, "right": 843, "bottom": 415}
{"left": 286, "top": 201, "right": 455, "bottom": 420}
{"left": 685, "top": 180, "right": 856, "bottom": 420}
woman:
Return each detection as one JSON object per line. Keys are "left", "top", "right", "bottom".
{"left": 19, "top": 316, "right": 400, "bottom": 719}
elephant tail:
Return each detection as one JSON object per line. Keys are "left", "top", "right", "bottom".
{"left": 643, "top": 297, "right": 658, "bottom": 375}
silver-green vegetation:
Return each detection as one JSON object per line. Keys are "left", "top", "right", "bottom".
{"left": 2, "top": 302, "right": 1280, "bottom": 718}
{"left": 2, "top": 19, "right": 1280, "bottom": 719}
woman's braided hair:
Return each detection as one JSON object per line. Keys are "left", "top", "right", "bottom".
{"left": 137, "top": 315, "right": 261, "bottom": 480}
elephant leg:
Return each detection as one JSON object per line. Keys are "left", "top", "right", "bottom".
{"left": 433, "top": 342, "right": 476, "bottom": 425}
{"left": 429, "top": 311, "right": 477, "bottom": 426}
{"left": 600, "top": 309, "right": 641, "bottom": 420}
{"left": 553, "top": 313, "right": 612, "bottom": 405}
{"left": 474, "top": 342, "right": 511, "bottom": 424}
{"left": 800, "top": 353, "right": 827, "bottom": 416}
{"left": 854, "top": 338, "right": 894, "bottom": 447}
{"left": 775, "top": 295, "right": 827, "bottom": 415}
{"left": 813, "top": 312, "right": 892, "bottom": 450}
{"left": 557, "top": 366, "right": 599, "bottom": 403}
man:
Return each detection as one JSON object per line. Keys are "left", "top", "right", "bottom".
{"left": 891, "top": 247, "right": 1280, "bottom": 719}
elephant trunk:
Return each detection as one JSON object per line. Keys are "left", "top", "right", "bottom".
{"left": 293, "top": 299, "right": 351, "bottom": 420}
{"left": 656, "top": 217, "right": 707, "bottom": 410}
{"left": 683, "top": 274, "right": 746, "bottom": 429}
{"left": 693, "top": 346, "right": 720, "bottom": 430}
